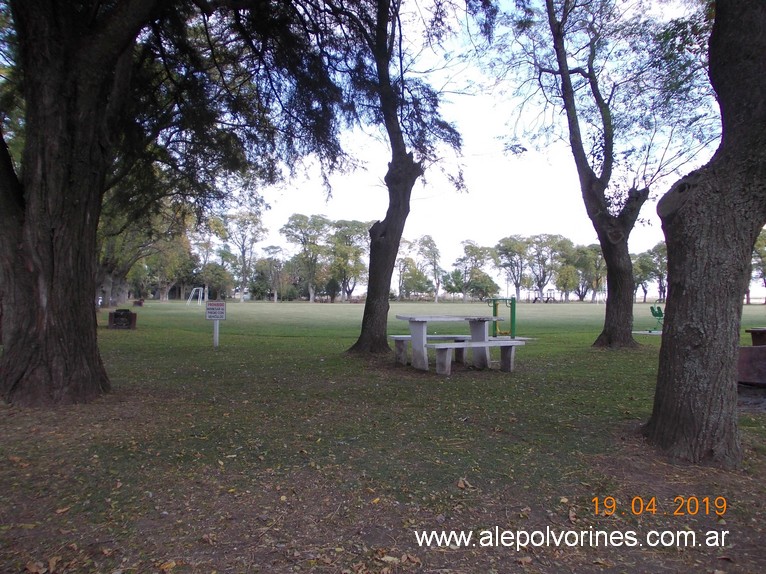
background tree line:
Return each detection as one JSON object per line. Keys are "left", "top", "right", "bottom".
{"left": 113, "top": 206, "right": 766, "bottom": 307}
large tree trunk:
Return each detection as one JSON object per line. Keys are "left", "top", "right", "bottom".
{"left": 347, "top": 1, "right": 426, "bottom": 354}
{"left": 0, "top": 1, "right": 158, "bottom": 406}
{"left": 592, "top": 207, "right": 644, "bottom": 347}
{"left": 643, "top": 0, "right": 766, "bottom": 468}
{"left": 348, "top": 152, "right": 422, "bottom": 353}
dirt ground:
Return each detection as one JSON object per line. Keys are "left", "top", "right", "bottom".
{"left": 1, "top": 384, "right": 764, "bottom": 574}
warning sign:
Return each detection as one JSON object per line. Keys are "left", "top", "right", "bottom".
{"left": 205, "top": 300, "right": 226, "bottom": 320}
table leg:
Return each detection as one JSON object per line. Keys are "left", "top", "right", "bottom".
{"left": 410, "top": 320, "right": 429, "bottom": 370}
{"left": 468, "top": 320, "right": 490, "bottom": 369}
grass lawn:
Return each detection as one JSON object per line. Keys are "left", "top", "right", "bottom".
{"left": 1, "top": 301, "right": 765, "bottom": 574}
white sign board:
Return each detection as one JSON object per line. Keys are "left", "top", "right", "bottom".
{"left": 205, "top": 300, "right": 226, "bottom": 321}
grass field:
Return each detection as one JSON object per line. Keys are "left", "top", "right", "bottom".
{"left": 1, "top": 301, "right": 765, "bottom": 574}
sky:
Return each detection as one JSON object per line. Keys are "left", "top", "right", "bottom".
{"left": 253, "top": 2, "right": 715, "bottom": 298}
{"left": 258, "top": 88, "right": 676, "bottom": 294}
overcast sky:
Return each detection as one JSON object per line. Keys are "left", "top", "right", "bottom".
{"left": 259, "top": 88, "right": 677, "bottom": 274}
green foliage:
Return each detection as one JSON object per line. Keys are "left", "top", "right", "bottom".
{"left": 555, "top": 264, "right": 579, "bottom": 298}
{"left": 752, "top": 229, "right": 766, "bottom": 289}
{"left": 495, "top": 234, "right": 531, "bottom": 297}
{"left": 202, "top": 262, "right": 234, "bottom": 299}
{"left": 280, "top": 214, "right": 332, "bottom": 300}
{"left": 416, "top": 234, "right": 443, "bottom": 300}
{"left": 467, "top": 268, "right": 500, "bottom": 300}
{"left": 632, "top": 251, "right": 657, "bottom": 302}
{"left": 650, "top": 2, "right": 714, "bottom": 109}
{"left": 569, "top": 244, "right": 606, "bottom": 301}
{"left": 314, "top": 0, "right": 467, "bottom": 180}
{"left": 328, "top": 219, "right": 370, "bottom": 300}
{"left": 527, "top": 234, "right": 572, "bottom": 297}
{"left": 400, "top": 263, "right": 434, "bottom": 299}
{"left": 441, "top": 268, "right": 465, "bottom": 298}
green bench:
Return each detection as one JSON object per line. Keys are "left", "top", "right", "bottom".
{"left": 650, "top": 305, "right": 664, "bottom": 331}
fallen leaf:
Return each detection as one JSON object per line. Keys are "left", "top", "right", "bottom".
{"left": 378, "top": 555, "right": 400, "bottom": 564}
{"left": 25, "top": 563, "right": 47, "bottom": 574}
{"left": 158, "top": 560, "right": 176, "bottom": 571}
{"left": 568, "top": 507, "right": 578, "bottom": 523}
{"left": 48, "top": 556, "right": 61, "bottom": 574}
{"left": 517, "top": 556, "right": 533, "bottom": 566}
{"left": 201, "top": 533, "right": 217, "bottom": 545}
{"left": 402, "top": 554, "right": 422, "bottom": 564}
{"left": 55, "top": 507, "right": 71, "bottom": 515}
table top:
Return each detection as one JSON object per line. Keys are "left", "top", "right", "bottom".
{"left": 396, "top": 315, "right": 503, "bottom": 322}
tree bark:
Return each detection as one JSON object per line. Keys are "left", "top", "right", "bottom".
{"left": 0, "top": 0, "right": 160, "bottom": 406}
{"left": 591, "top": 188, "right": 647, "bottom": 348}
{"left": 644, "top": 0, "right": 766, "bottom": 468}
{"left": 348, "top": 152, "right": 422, "bottom": 353}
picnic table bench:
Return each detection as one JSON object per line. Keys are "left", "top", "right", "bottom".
{"left": 394, "top": 314, "right": 523, "bottom": 374}
{"left": 426, "top": 339, "right": 526, "bottom": 375}
{"left": 389, "top": 334, "right": 472, "bottom": 366}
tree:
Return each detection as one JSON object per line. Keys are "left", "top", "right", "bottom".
{"left": 467, "top": 269, "right": 500, "bottom": 301}
{"left": 253, "top": 246, "right": 287, "bottom": 302}
{"left": 395, "top": 240, "right": 415, "bottom": 300}
{"left": 190, "top": 217, "right": 228, "bottom": 301}
{"left": 569, "top": 244, "right": 604, "bottom": 302}
{"left": 0, "top": 0, "right": 345, "bottom": 406}
{"left": 453, "top": 241, "right": 494, "bottom": 302}
{"left": 527, "top": 234, "right": 570, "bottom": 300}
{"left": 496, "top": 0, "right": 718, "bottom": 347}
{"left": 202, "top": 262, "right": 233, "bottom": 300}
{"left": 416, "top": 235, "right": 443, "bottom": 302}
{"left": 643, "top": 0, "right": 766, "bottom": 468}
{"left": 280, "top": 214, "right": 331, "bottom": 302}
{"left": 441, "top": 269, "right": 465, "bottom": 300}
{"left": 495, "top": 235, "right": 531, "bottom": 299}
{"left": 328, "top": 219, "right": 370, "bottom": 301}
{"left": 0, "top": 0, "right": 164, "bottom": 406}
{"left": 555, "top": 265, "right": 578, "bottom": 301}
{"left": 144, "top": 231, "right": 196, "bottom": 301}
{"left": 400, "top": 258, "right": 434, "bottom": 299}
{"left": 631, "top": 251, "right": 655, "bottom": 303}
{"left": 338, "top": 0, "right": 491, "bottom": 352}
{"left": 751, "top": 229, "right": 766, "bottom": 299}
{"left": 225, "top": 208, "right": 266, "bottom": 302}
{"left": 648, "top": 242, "right": 668, "bottom": 302}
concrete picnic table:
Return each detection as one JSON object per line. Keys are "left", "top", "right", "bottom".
{"left": 395, "top": 314, "right": 503, "bottom": 371}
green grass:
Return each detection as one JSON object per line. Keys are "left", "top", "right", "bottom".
{"left": 1, "top": 300, "right": 765, "bottom": 573}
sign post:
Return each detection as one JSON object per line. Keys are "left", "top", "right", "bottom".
{"left": 205, "top": 300, "right": 226, "bottom": 348}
